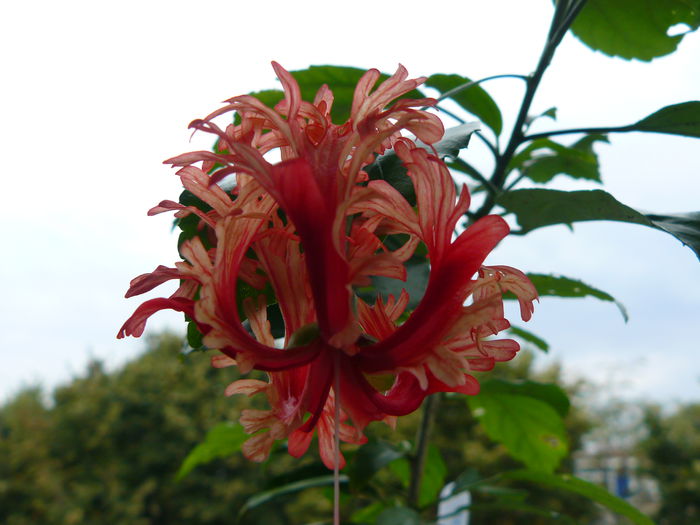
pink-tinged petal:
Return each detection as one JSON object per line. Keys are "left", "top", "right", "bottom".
{"left": 242, "top": 432, "right": 275, "bottom": 463}
{"left": 164, "top": 150, "right": 232, "bottom": 167}
{"left": 357, "top": 215, "right": 510, "bottom": 373}
{"left": 288, "top": 427, "right": 314, "bottom": 458}
{"left": 176, "top": 166, "right": 234, "bottom": 217}
{"left": 124, "top": 265, "right": 181, "bottom": 298}
{"left": 211, "top": 354, "right": 237, "bottom": 368}
{"left": 271, "top": 61, "right": 301, "bottom": 122}
{"left": 270, "top": 158, "right": 354, "bottom": 343}
{"left": 351, "top": 68, "right": 382, "bottom": 119}
{"left": 348, "top": 180, "right": 421, "bottom": 237}
{"left": 224, "top": 378, "right": 268, "bottom": 397}
{"left": 395, "top": 139, "right": 470, "bottom": 264}
{"left": 481, "top": 338, "right": 520, "bottom": 361}
{"left": 117, "top": 297, "right": 194, "bottom": 339}
{"left": 242, "top": 295, "right": 275, "bottom": 346}
{"left": 482, "top": 265, "right": 539, "bottom": 321}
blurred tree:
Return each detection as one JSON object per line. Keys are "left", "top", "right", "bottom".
{"left": 639, "top": 403, "right": 700, "bottom": 524}
{"left": 0, "top": 334, "right": 599, "bottom": 524}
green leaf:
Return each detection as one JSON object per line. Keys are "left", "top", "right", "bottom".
{"left": 347, "top": 440, "right": 408, "bottom": 490}
{"left": 468, "top": 391, "right": 568, "bottom": 472}
{"left": 507, "top": 325, "right": 550, "bottom": 353}
{"left": 366, "top": 124, "right": 479, "bottom": 206}
{"left": 387, "top": 446, "right": 446, "bottom": 507}
{"left": 376, "top": 506, "right": 422, "bottom": 525}
{"left": 498, "top": 189, "right": 700, "bottom": 259}
{"left": 480, "top": 379, "right": 570, "bottom": 418}
{"left": 647, "top": 211, "right": 700, "bottom": 255}
{"left": 524, "top": 273, "right": 628, "bottom": 322}
{"left": 290, "top": 65, "right": 424, "bottom": 124}
{"left": 511, "top": 135, "right": 608, "bottom": 183}
{"left": 388, "top": 456, "right": 410, "bottom": 488}
{"left": 426, "top": 73, "right": 503, "bottom": 135}
{"left": 502, "top": 469, "right": 655, "bottom": 525}
{"left": 238, "top": 474, "right": 347, "bottom": 520}
{"left": 350, "top": 501, "right": 387, "bottom": 524}
{"left": 630, "top": 101, "right": 700, "bottom": 138}
{"left": 419, "top": 445, "right": 448, "bottom": 507}
{"left": 570, "top": 0, "right": 700, "bottom": 61}
{"left": 186, "top": 318, "right": 205, "bottom": 351}
{"left": 248, "top": 89, "right": 285, "bottom": 110}
{"left": 361, "top": 255, "right": 430, "bottom": 310}
{"left": 176, "top": 422, "right": 247, "bottom": 480}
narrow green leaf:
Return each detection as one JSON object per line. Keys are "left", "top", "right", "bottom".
{"left": 468, "top": 392, "right": 568, "bottom": 472}
{"left": 502, "top": 469, "right": 655, "bottom": 525}
{"left": 350, "top": 501, "right": 387, "bottom": 524}
{"left": 480, "top": 379, "right": 570, "bottom": 418}
{"left": 507, "top": 326, "right": 550, "bottom": 353}
{"left": 419, "top": 445, "right": 448, "bottom": 507}
{"left": 347, "top": 440, "right": 407, "bottom": 490}
{"left": 498, "top": 188, "right": 700, "bottom": 259}
{"left": 426, "top": 73, "right": 503, "bottom": 135}
{"left": 630, "top": 101, "right": 700, "bottom": 138}
{"left": 290, "top": 65, "right": 424, "bottom": 124}
{"left": 524, "top": 273, "right": 628, "bottom": 322}
{"left": 176, "top": 423, "right": 247, "bottom": 480}
{"left": 570, "top": 0, "right": 700, "bottom": 61}
{"left": 238, "top": 474, "right": 347, "bottom": 519}
{"left": 376, "top": 506, "right": 422, "bottom": 525}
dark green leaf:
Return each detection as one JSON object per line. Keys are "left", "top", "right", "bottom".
{"left": 570, "top": 0, "right": 700, "bottom": 61}
{"left": 366, "top": 124, "right": 479, "bottom": 205}
{"left": 424, "top": 122, "right": 481, "bottom": 159}
{"left": 176, "top": 423, "right": 247, "bottom": 480}
{"left": 186, "top": 319, "right": 205, "bottom": 351}
{"left": 507, "top": 325, "right": 550, "bottom": 352}
{"left": 418, "top": 445, "right": 448, "bottom": 507}
{"left": 525, "top": 273, "right": 628, "bottom": 322}
{"left": 502, "top": 469, "right": 655, "bottom": 525}
{"left": 238, "top": 474, "right": 347, "bottom": 519}
{"left": 630, "top": 101, "right": 700, "bottom": 138}
{"left": 480, "top": 379, "right": 570, "bottom": 418}
{"left": 511, "top": 135, "right": 608, "bottom": 183}
{"left": 360, "top": 256, "right": 430, "bottom": 310}
{"left": 347, "top": 440, "right": 407, "bottom": 490}
{"left": 498, "top": 189, "right": 649, "bottom": 231}
{"left": 290, "top": 65, "right": 424, "bottom": 124}
{"left": 376, "top": 506, "right": 422, "bottom": 525}
{"left": 388, "top": 456, "right": 410, "bottom": 488}
{"left": 449, "top": 468, "right": 484, "bottom": 495}
{"left": 647, "top": 211, "right": 700, "bottom": 255}
{"left": 468, "top": 392, "right": 568, "bottom": 472}
{"left": 541, "top": 107, "right": 557, "bottom": 121}
{"left": 498, "top": 188, "right": 700, "bottom": 259}
{"left": 350, "top": 501, "right": 387, "bottom": 524}
{"left": 426, "top": 73, "right": 503, "bottom": 135}
{"left": 248, "top": 89, "right": 285, "bottom": 109}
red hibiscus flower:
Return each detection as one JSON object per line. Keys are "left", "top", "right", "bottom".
{"left": 119, "top": 62, "right": 537, "bottom": 469}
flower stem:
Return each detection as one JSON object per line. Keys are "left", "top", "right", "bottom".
{"left": 473, "top": 0, "right": 589, "bottom": 219}
{"left": 408, "top": 393, "right": 440, "bottom": 509}
{"left": 333, "top": 350, "right": 341, "bottom": 525}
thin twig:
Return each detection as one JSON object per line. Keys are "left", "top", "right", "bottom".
{"left": 408, "top": 394, "right": 440, "bottom": 509}
{"left": 524, "top": 124, "right": 632, "bottom": 141}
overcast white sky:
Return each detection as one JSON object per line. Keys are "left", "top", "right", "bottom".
{"left": 1, "top": 0, "right": 698, "bottom": 406}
